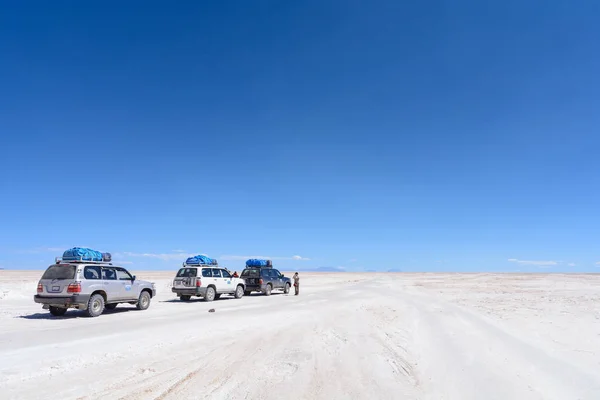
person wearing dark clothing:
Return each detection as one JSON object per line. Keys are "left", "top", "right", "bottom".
{"left": 293, "top": 272, "right": 300, "bottom": 295}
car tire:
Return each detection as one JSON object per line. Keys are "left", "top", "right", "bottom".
{"left": 49, "top": 306, "right": 67, "bottom": 317}
{"left": 204, "top": 286, "right": 216, "bottom": 302}
{"left": 86, "top": 294, "right": 105, "bottom": 317}
{"left": 105, "top": 304, "right": 118, "bottom": 310}
{"left": 136, "top": 291, "right": 151, "bottom": 310}
{"left": 215, "top": 294, "right": 222, "bottom": 300}
{"left": 244, "top": 290, "right": 251, "bottom": 296}
{"left": 235, "top": 285, "right": 244, "bottom": 299}
{"left": 180, "top": 295, "right": 191, "bottom": 301}
{"left": 284, "top": 283, "right": 291, "bottom": 294}
{"left": 265, "top": 284, "right": 272, "bottom": 296}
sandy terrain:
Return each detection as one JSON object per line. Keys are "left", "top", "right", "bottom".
{"left": 0, "top": 271, "right": 599, "bottom": 400}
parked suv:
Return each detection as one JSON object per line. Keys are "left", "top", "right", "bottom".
{"left": 241, "top": 266, "right": 291, "bottom": 296}
{"left": 34, "top": 259, "right": 156, "bottom": 317}
{"left": 172, "top": 266, "right": 246, "bottom": 301}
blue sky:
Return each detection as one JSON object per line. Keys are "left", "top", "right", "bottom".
{"left": 1, "top": 1, "right": 599, "bottom": 272}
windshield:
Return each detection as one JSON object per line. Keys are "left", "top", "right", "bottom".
{"left": 177, "top": 268, "right": 197, "bottom": 278}
{"left": 41, "top": 265, "right": 76, "bottom": 280}
{"left": 241, "top": 268, "right": 259, "bottom": 277}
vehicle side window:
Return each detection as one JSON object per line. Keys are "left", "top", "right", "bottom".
{"left": 262, "top": 269, "right": 272, "bottom": 278}
{"left": 273, "top": 269, "right": 281, "bottom": 278}
{"left": 202, "top": 268, "right": 212, "bottom": 278}
{"left": 84, "top": 266, "right": 101, "bottom": 280}
{"left": 221, "top": 270, "right": 231, "bottom": 278}
{"left": 211, "top": 269, "right": 222, "bottom": 278}
{"left": 116, "top": 268, "right": 133, "bottom": 280}
{"left": 102, "top": 268, "right": 117, "bottom": 280}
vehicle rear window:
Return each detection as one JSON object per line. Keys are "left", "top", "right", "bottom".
{"left": 177, "top": 268, "right": 197, "bottom": 278}
{"left": 42, "top": 265, "right": 76, "bottom": 280}
{"left": 241, "top": 269, "right": 259, "bottom": 277}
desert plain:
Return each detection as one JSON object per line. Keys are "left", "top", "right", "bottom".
{"left": 0, "top": 271, "right": 599, "bottom": 400}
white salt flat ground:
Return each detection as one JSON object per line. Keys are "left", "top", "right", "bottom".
{"left": 0, "top": 271, "right": 599, "bottom": 400}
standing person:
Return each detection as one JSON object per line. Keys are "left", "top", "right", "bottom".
{"left": 232, "top": 271, "right": 239, "bottom": 278}
{"left": 293, "top": 272, "right": 300, "bottom": 295}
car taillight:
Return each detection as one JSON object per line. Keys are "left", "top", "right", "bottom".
{"left": 196, "top": 279, "right": 202, "bottom": 287}
{"left": 67, "top": 283, "right": 81, "bottom": 293}
{"left": 37, "top": 283, "right": 43, "bottom": 293}
{"left": 259, "top": 279, "right": 263, "bottom": 285}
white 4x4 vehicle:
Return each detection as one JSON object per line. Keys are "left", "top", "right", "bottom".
{"left": 34, "top": 258, "right": 156, "bottom": 317}
{"left": 172, "top": 265, "right": 245, "bottom": 301}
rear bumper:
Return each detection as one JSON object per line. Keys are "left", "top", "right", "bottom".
{"left": 244, "top": 284, "right": 265, "bottom": 292}
{"left": 34, "top": 294, "right": 91, "bottom": 308}
{"left": 172, "top": 287, "right": 207, "bottom": 297}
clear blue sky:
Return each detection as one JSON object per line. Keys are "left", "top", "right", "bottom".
{"left": 1, "top": 1, "right": 599, "bottom": 272}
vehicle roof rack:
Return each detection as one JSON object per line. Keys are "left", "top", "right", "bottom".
{"left": 182, "top": 262, "right": 219, "bottom": 267}
{"left": 55, "top": 257, "right": 113, "bottom": 265}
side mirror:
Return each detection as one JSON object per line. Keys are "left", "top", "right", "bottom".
{"left": 132, "top": 275, "right": 136, "bottom": 282}
{"left": 281, "top": 274, "right": 285, "bottom": 277}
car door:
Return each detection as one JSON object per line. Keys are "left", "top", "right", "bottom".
{"left": 115, "top": 267, "right": 136, "bottom": 300}
{"left": 221, "top": 269, "right": 233, "bottom": 291}
{"left": 82, "top": 265, "right": 103, "bottom": 295}
{"left": 261, "top": 268, "right": 272, "bottom": 287}
{"left": 38, "top": 264, "right": 78, "bottom": 297}
{"left": 211, "top": 268, "right": 225, "bottom": 293}
{"left": 173, "top": 267, "right": 198, "bottom": 290}
{"left": 272, "top": 269, "right": 283, "bottom": 289}
{"left": 101, "top": 267, "right": 120, "bottom": 302}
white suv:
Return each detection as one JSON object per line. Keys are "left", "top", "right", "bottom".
{"left": 171, "top": 266, "right": 245, "bottom": 301}
{"left": 34, "top": 259, "right": 156, "bottom": 317}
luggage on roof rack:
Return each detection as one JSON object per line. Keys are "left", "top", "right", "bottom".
{"left": 245, "top": 259, "right": 272, "bottom": 267}
{"left": 184, "top": 255, "right": 218, "bottom": 266}
{"left": 61, "top": 247, "right": 111, "bottom": 263}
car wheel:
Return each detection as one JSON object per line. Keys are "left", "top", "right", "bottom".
{"left": 86, "top": 294, "right": 105, "bottom": 317}
{"left": 265, "top": 284, "right": 272, "bottom": 296}
{"left": 49, "top": 306, "right": 67, "bottom": 316}
{"left": 180, "top": 295, "right": 191, "bottom": 301}
{"left": 215, "top": 294, "right": 221, "bottom": 300}
{"left": 244, "top": 290, "right": 251, "bottom": 296}
{"left": 284, "top": 283, "right": 291, "bottom": 294}
{"left": 136, "top": 291, "right": 151, "bottom": 310}
{"left": 105, "top": 304, "right": 118, "bottom": 310}
{"left": 204, "top": 286, "right": 216, "bottom": 302}
{"left": 235, "top": 285, "right": 244, "bottom": 299}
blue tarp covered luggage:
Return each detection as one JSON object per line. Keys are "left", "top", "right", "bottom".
{"left": 63, "top": 247, "right": 104, "bottom": 262}
{"left": 185, "top": 255, "right": 217, "bottom": 266}
{"left": 246, "top": 259, "right": 272, "bottom": 267}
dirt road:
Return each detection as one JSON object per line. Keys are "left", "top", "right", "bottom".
{"left": 1, "top": 271, "right": 599, "bottom": 399}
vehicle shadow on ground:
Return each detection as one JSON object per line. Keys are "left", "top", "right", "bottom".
{"left": 159, "top": 292, "right": 286, "bottom": 304}
{"left": 160, "top": 297, "right": 236, "bottom": 304}
{"left": 18, "top": 306, "right": 141, "bottom": 320}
